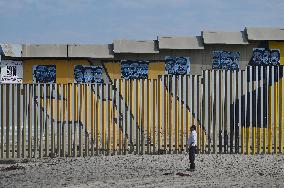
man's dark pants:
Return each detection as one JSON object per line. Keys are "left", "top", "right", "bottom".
{"left": 189, "top": 146, "right": 196, "bottom": 169}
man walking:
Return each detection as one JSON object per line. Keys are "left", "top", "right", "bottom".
{"left": 187, "top": 125, "right": 197, "bottom": 170}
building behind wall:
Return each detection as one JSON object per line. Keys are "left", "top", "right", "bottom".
{"left": 0, "top": 27, "right": 284, "bottom": 84}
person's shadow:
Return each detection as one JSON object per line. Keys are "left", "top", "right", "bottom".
{"left": 186, "top": 168, "right": 195, "bottom": 172}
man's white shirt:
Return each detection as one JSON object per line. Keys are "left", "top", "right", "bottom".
{"left": 188, "top": 130, "right": 197, "bottom": 146}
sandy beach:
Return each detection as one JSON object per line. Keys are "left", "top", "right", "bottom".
{"left": 0, "top": 154, "right": 284, "bottom": 188}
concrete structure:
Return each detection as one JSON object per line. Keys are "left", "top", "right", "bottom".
{"left": 202, "top": 31, "right": 248, "bottom": 44}
{"left": 246, "top": 27, "right": 284, "bottom": 41}
{"left": 113, "top": 40, "right": 159, "bottom": 53}
{"left": 22, "top": 44, "right": 67, "bottom": 57}
{"left": 159, "top": 36, "right": 204, "bottom": 49}
{"left": 68, "top": 44, "right": 114, "bottom": 58}
{"left": 0, "top": 26, "right": 284, "bottom": 83}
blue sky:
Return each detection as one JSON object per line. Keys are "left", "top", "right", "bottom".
{"left": 0, "top": 0, "right": 283, "bottom": 44}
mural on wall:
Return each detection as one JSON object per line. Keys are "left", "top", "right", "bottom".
{"left": 250, "top": 48, "right": 280, "bottom": 66}
{"left": 0, "top": 60, "right": 23, "bottom": 83}
{"left": 212, "top": 51, "right": 240, "bottom": 70}
{"left": 74, "top": 65, "right": 103, "bottom": 83}
{"left": 165, "top": 56, "right": 190, "bottom": 75}
{"left": 121, "top": 60, "right": 149, "bottom": 79}
{"left": 33, "top": 65, "right": 56, "bottom": 83}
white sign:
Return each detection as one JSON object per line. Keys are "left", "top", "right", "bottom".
{"left": 0, "top": 60, "right": 23, "bottom": 83}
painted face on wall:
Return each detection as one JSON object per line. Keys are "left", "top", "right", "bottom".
{"left": 121, "top": 60, "right": 149, "bottom": 79}
{"left": 250, "top": 48, "right": 280, "bottom": 66}
{"left": 33, "top": 65, "right": 56, "bottom": 83}
{"left": 252, "top": 50, "right": 263, "bottom": 65}
{"left": 270, "top": 50, "right": 280, "bottom": 66}
{"left": 262, "top": 50, "right": 270, "bottom": 65}
{"left": 84, "top": 68, "right": 94, "bottom": 83}
{"left": 74, "top": 66, "right": 84, "bottom": 83}
{"left": 74, "top": 65, "right": 103, "bottom": 83}
{"left": 212, "top": 51, "right": 239, "bottom": 70}
{"left": 165, "top": 56, "right": 190, "bottom": 75}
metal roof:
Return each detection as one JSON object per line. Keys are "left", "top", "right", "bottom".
{"left": 68, "top": 44, "right": 114, "bottom": 58}
{"left": 113, "top": 40, "right": 159, "bottom": 53}
{"left": 158, "top": 36, "right": 204, "bottom": 49}
{"left": 202, "top": 31, "right": 248, "bottom": 44}
{"left": 246, "top": 27, "right": 284, "bottom": 41}
{"left": 22, "top": 44, "right": 67, "bottom": 57}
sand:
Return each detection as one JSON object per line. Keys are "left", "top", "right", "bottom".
{"left": 0, "top": 154, "right": 284, "bottom": 188}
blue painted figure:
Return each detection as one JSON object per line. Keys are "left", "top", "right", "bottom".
{"left": 74, "top": 65, "right": 103, "bottom": 83}
{"left": 212, "top": 51, "right": 240, "bottom": 70}
{"left": 33, "top": 65, "right": 56, "bottom": 83}
{"left": 121, "top": 60, "right": 149, "bottom": 79}
{"left": 165, "top": 56, "right": 190, "bottom": 75}
{"left": 250, "top": 48, "right": 280, "bottom": 66}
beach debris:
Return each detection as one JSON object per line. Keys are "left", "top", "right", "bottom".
{"left": 1, "top": 165, "right": 25, "bottom": 172}
{"left": 176, "top": 172, "right": 190, "bottom": 177}
{"left": 163, "top": 172, "right": 174, "bottom": 175}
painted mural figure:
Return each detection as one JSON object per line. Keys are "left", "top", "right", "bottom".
{"left": 250, "top": 48, "right": 280, "bottom": 66}
{"left": 165, "top": 56, "right": 190, "bottom": 75}
{"left": 212, "top": 51, "right": 240, "bottom": 70}
{"left": 33, "top": 65, "right": 56, "bottom": 83}
{"left": 121, "top": 60, "right": 149, "bottom": 79}
{"left": 74, "top": 65, "right": 103, "bottom": 83}
{"left": 270, "top": 50, "right": 281, "bottom": 65}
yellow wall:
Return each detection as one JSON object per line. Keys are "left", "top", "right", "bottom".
{"left": 148, "top": 62, "right": 165, "bottom": 79}
{"left": 23, "top": 59, "right": 166, "bottom": 83}
{"left": 104, "top": 61, "right": 165, "bottom": 80}
{"left": 104, "top": 62, "right": 121, "bottom": 80}
{"left": 23, "top": 59, "right": 91, "bottom": 83}
{"left": 269, "top": 41, "right": 284, "bottom": 65}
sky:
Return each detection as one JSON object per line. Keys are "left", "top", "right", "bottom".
{"left": 0, "top": 0, "right": 283, "bottom": 44}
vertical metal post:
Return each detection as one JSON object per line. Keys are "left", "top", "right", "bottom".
{"left": 161, "top": 76, "right": 166, "bottom": 153}
{"left": 106, "top": 84, "right": 110, "bottom": 155}
{"left": 72, "top": 84, "right": 76, "bottom": 157}
{"left": 140, "top": 80, "right": 144, "bottom": 155}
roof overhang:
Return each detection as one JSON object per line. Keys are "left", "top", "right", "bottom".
{"left": 158, "top": 36, "right": 204, "bottom": 49}
{"left": 245, "top": 27, "right": 284, "bottom": 41}
{"left": 202, "top": 31, "right": 249, "bottom": 44}
{"left": 113, "top": 40, "right": 159, "bottom": 53}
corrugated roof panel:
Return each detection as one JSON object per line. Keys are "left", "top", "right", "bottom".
{"left": 159, "top": 36, "right": 204, "bottom": 49}
{"left": 113, "top": 40, "right": 159, "bottom": 53}
{"left": 246, "top": 27, "right": 284, "bottom": 41}
{"left": 202, "top": 31, "right": 248, "bottom": 44}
